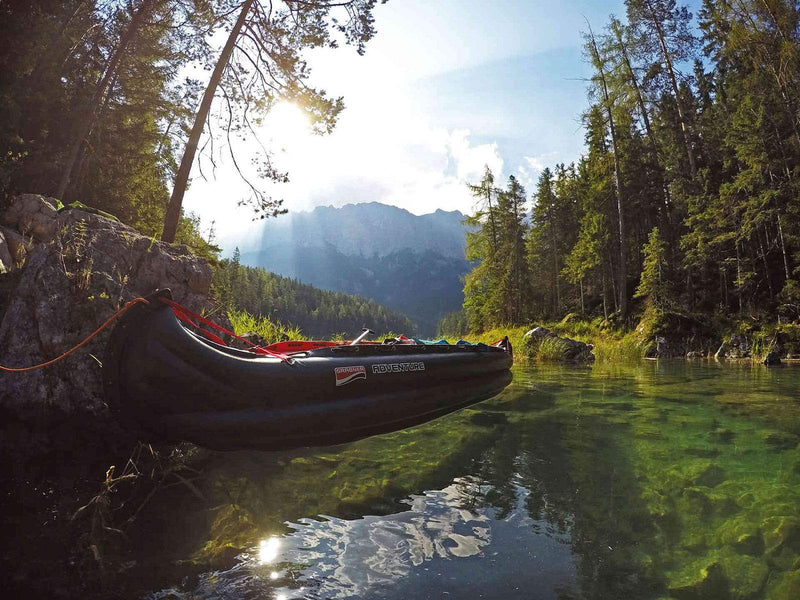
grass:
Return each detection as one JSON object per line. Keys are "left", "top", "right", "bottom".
{"left": 532, "top": 336, "right": 569, "bottom": 361}
{"left": 228, "top": 309, "right": 306, "bottom": 344}
{"left": 593, "top": 331, "right": 647, "bottom": 362}
{"left": 227, "top": 307, "right": 650, "bottom": 363}
{"left": 450, "top": 315, "right": 650, "bottom": 364}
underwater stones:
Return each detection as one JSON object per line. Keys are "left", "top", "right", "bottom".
{"left": 667, "top": 559, "right": 728, "bottom": 600}
{"left": 766, "top": 569, "right": 800, "bottom": 600}
{"left": 763, "top": 431, "right": 799, "bottom": 451}
{"left": 769, "top": 546, "right": 800, "bottom": 571}
{"left": 737, "top": 492, "right": 757, "bottom": 509}
{"left": 693, "top": 463, "right": 727, "bottom": 488}
{"left": 762, "top": 516, "right": 800, "bottom": 557}
{"left": 719, "top": 553, "right": 769, "bottom": 600}
{"left": 681, "top": 487, "right": 714, "bottom": 517}
{"left": 717, "top": 517, "right": 765, "bottom": 557}
{"left": 710, "top": 428, "right": 736, "bottom": 444}
{"left": 468, "top": 411, "right": 508, "bottom": 427}
{"left": 682, "top": 531, "right": 710, "bottom": 553}
{"left": 685, "top": 447, "right": 721, "bottom": 458}
{"left": 734, "top": 533, "right": 765, "bottom": 557}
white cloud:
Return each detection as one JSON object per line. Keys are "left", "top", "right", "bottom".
{"left": 185, "top": 85, "right": 508, "bottom": 250}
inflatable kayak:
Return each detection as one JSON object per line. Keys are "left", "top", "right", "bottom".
{"left": 103, "top": 290, "right": 513, "bottom": 450}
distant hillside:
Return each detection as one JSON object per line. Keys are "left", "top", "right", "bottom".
{"left": 239, "top": 203, "right": 471, "bottom": 333}
{"left": 213, "top": 258, "right": 417, "bottom": 338}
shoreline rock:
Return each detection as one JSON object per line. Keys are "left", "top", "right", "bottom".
{"left": 523, "top": 326, "right": 595, "bottom": 362}
{"left": 0, "top": 194, "right": 217, "bottom": 423}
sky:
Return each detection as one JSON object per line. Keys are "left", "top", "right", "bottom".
{"left": 184, "top": 0, "right": 640, "bottom": 250}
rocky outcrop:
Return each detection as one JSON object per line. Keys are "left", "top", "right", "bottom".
{"left": 523, "top": 326, "right": 594, "bottom": 362}
{"left": 0, "top": 194, "right": 215, "bottom": 418}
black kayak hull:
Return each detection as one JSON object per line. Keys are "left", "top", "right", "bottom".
{"left": 104, "top": 297, "right": 513, "bottom": 450}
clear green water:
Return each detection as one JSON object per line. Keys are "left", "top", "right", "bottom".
{"left": 136, "top": 362, "right": 800, "bottom": 600}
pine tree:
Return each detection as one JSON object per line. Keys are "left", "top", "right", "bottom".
{"left": 635, "top": 226, "right": 670, "bottom": 307}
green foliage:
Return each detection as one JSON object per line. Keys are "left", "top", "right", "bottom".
{"left": 592, "top": 332, "right": 647, "bottom": 362}
{"left": 634, "top": 227, "right": 670, "bottom": 307}
{"left": 174, "top": 213, "right": 221, "bottom": 264}
{"left": 436, "top": 310, "right": 469, "bottom": 338}
{"left": 228, "top": 309, "right": 306, "bottom": 344}
{"left": 459, "top": 1, "right": 800, "bottom": 336}
{"left": 463, "top": 171, "right": 531, "bottom": 329}
{"left": 524, "top": 336, "right": 569, "bottom": 362}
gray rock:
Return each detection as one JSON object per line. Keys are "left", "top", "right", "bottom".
{"left": 0, "top": 225, "right": 31, "bottom": 266}
{"left": 0, "top": 230, "right": 13, "bottom": 274}
{"left": 1, "top": 194, "right": 59, "bottom": 242}
{"left": 524, "top": 326, "right": 552, "bottom": 339}
{"left": 524, "top": 325, "right": 594, "bottom": 362}
{"left": 728, "top": 334, "right": 751, "bottom": 358}
{"left": 0, "top": 199, "right": 215, "bottom": 417}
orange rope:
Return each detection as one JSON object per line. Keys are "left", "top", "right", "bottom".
{"left": 0, "top": 297, "right": 150, "bottom": 373}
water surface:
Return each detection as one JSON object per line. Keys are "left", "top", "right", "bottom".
{"left": 132, "top": 362, "right": 800, "bottom": 600}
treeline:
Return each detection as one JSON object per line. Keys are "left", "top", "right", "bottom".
{"left": 213, "top": 251, "right": 417, "bottom": 338}
{"left": 0, "top": 1, "right": 378, "bottom": 246}
{"left": 462, "top": 0, "right": 800, "bottom": 332}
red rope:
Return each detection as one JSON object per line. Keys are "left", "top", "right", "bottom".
{"left": 158, "top": 297, "right": 293, "bottom": 362}
{"left": 0, "top": 298, "right": 150, "bottom": 373}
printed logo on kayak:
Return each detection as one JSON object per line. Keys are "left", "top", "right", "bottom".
{"left": 334, "top": 365, "right": 366, "bottom": 386}
{"left": 372, "top": 362, "right": 425, "bottom": 374}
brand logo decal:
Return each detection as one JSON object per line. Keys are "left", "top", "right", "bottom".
{"left": 372, "top": 362, "right": 425, "bottom": 374}
{"left": 335, "top": 365, "right": 366, "bottom": 386}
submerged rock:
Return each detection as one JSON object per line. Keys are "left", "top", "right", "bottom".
{"left": 762, "top": 516, "right": 800, "bottom": 557}
{"left": 763, "top": 431, "right": 800, "bottom": 451}
{"left": 767, "top": 569, "right": 800, "bottom": 600}
{"left": 668, "top": 559, "right": 728, "bottom": 600}
{"left": 0, "top": 194, "right": 215, "bottom": 420}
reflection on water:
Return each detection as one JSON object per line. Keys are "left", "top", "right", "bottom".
{"left": 140, "top": 362, "right": 800, "bottom": 600}
{"left": 259, "top": 537, "right": 281, "bottom": 564}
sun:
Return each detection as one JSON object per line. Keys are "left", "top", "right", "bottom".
{"left": 264, "top": 101, "right": 311, "bottom": 147}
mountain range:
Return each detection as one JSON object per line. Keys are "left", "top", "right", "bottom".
{"left": 239, "top": 202, "right": 471, "bottom": 333}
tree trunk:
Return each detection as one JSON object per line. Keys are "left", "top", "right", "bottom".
{"left": 588, "top": 27, "right": 628, "bottom": 318}
{"left": 644, "top": 0, "right": 697, "bottom": 177}
{"left": 777, "top": 213, "right": 791, "bottom": 282}
{"left": 162, "top": 0, "right": 255, "bottom": 243}
{"left": 550, "top": 216, "right": 560, "bottom": 314}
{"left": 758, "top": 227, "right": 774, "bottom": 298}
{"left": 56, "top": 0, "right": 158, "bottom": 199}
{"left": 613, "top": 21, "right": 673, "bottom": 220}
{"left": 735, "top": 239, "right": 743, "bottom": 314}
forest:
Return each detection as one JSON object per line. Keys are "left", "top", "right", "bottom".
{"left": 213, "top": 250, "right": 417, "bottom": 337}
{"left": 457, "top": 0, "right": 800, "bottom": 337}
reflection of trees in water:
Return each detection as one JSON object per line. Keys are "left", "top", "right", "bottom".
{"left": 465, "top": 408, "right": 662, "bottom": 599}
